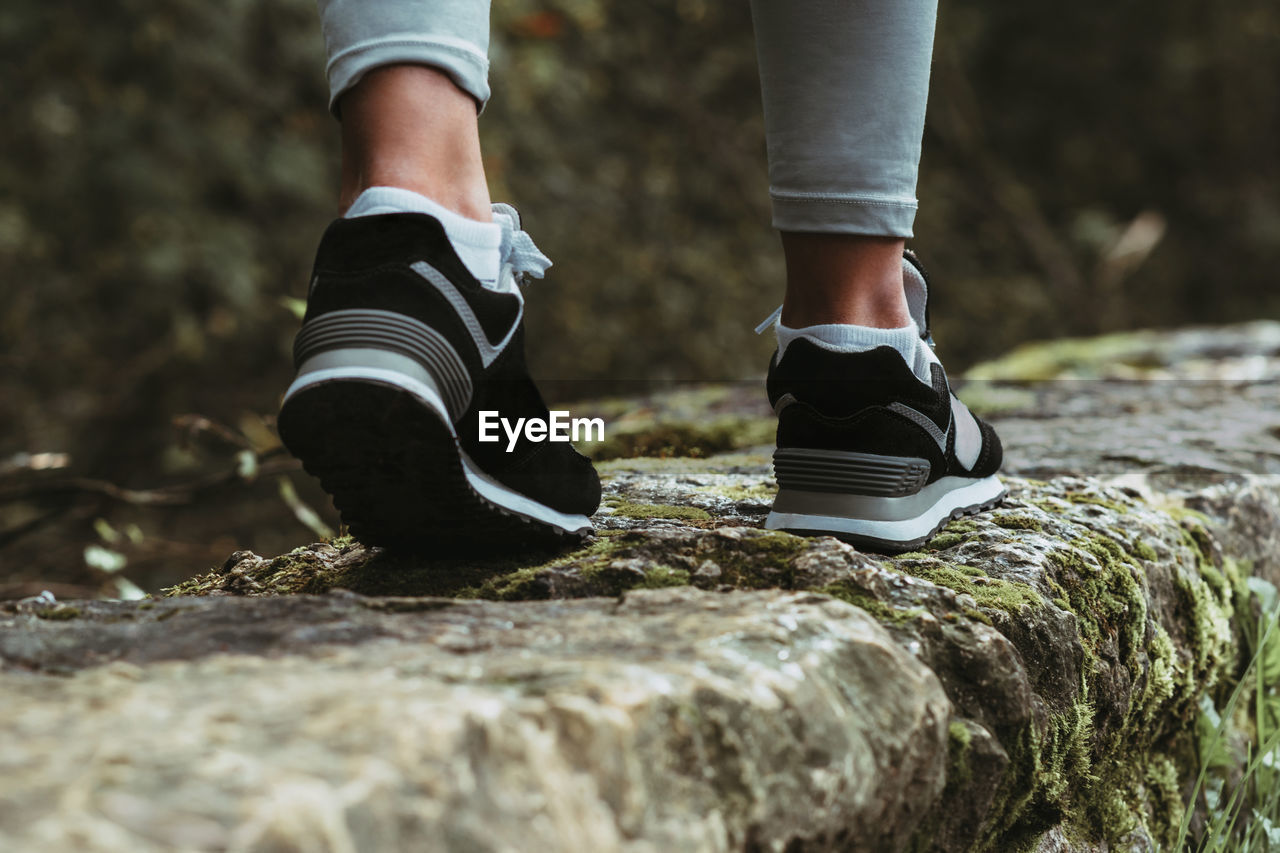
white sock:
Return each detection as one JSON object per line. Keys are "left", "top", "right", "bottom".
{"left": 344, "top": 186, "right": 503, "bottom": 288}
{"left": 777, "top": 320, "right": 928, "bottom": 380}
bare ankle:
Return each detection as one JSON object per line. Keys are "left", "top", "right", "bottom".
{"left": 337, "top": 65, "right": 492, "bottom": 220}
{"left": 778, "top": 233, "right": 912, "bottom": 328}
{"left": 782, "top": 291, "right": 913, "bottom": 328}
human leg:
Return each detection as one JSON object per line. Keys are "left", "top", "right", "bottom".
{"left": 338, "top": 65, "right": 491, "bottom": 219}
{"left": 749, "top": 0, "right": 934, "bottom": 328}
{"left": 748, "top": 0, "right": 936, "bottom": 240}
{"left": 749, "top": 0, "right": 1004, "bottom": 551}
{"left": 317, "top": 0, "right": 492, "bottom": 113}
{"left": 277, "top": 1, "right": 600, "bottom": 549}
{"left": 778, "top": 234, "right": 911, "bottom": 328}
{"left": 319, "top": 0, "right": 494, "bottom": 214}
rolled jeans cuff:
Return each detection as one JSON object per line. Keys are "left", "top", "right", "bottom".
{"left": 769, "top": 191, "right": 919, "bottom": 238}
{"left": 326, "top": 35, "right": 491, "bottom": 113}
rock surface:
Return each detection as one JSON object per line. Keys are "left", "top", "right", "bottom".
{"left": 1, "top": 590, "right": 948, "bottom": 853}
{"left": 3, "top": 324, "right": 1279, "bottom": 852}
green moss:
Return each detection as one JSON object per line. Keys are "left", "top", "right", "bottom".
{"left": 704, "top": 531, "right": 811, "bottom": 589}
{"left": 161, "top": 574, "right": 214, "bottom": 597}
{"left": 889, "top": 557, "right": 1044, "bottom": 617}
{"left": 605, "top": 499, "right": 711, "bottom": 521}
{"left": 820, "top": 582, "right": 926, "bottom": 625}
{"left": 640, "top": 566, "right": 692, "bottom": 589}
{"left": 460, "top": 529, "right": 811, "bottom": 601}
{"left": 955, "top": 383, "right": 1039, "bottom": 417}
{"left": 1056, "top": 535, "right": 1147, "bottom": 656}
{"left": 163, "top": 527, "right": 818, "bottom": 603}
{"left": 1030, "top": 497, "right": 1071, "bottom": 515}
{"left": 163, "top": 553, "right": 324, "bottom": 598}
{"left": 966, "top": 510, "right": 1242, "bottom": 849}
{"left": 457, "top": 535, "right": 643, "bottom": 600}
{"left": 926, "top": 516, "right": 988, "bottom": 551}
{"left": 1065, "top": 492, "right": 1131, "bottom": 513}
{"left": 928, "top": 532, "right": 966, "bottom": 550}
{"left": 1163, "top": 504, "right": 1213, "bottom": 527}
{"left": 1075, "top": 745, "right": 1187, "bottom": 853}
{"left": 460, "top": 566, "right": 552, "bottom": 601}
{"left": 165, "top": 535, "right": 624, "bottom": 599}
{"left": 982, "top": 725, "right": 1043, "bottom": 849}
{"left": 911, "top": 718, "right": 990, "bottom": 852}
{"left": 1142, "top": 754, "right": 1186, "bottom": 849}
{"left": 1141, "top": 623, "right": 1179, "bottom": 719}
{"left": 992, "top": 514, "right": 1044, "bottom": 532}
{"left": 945, "top": 518, "right": 981, "bottom": 535}
{"left": 693, "top": 482, "right": 776, "bottom": 503}
{"left": 324, "top": 533, "right": 358, "bottom": 550}
{"left": 963, "top": 607, "right": 995, "bottom": 626}
{"left": 1170, "top": 532, "right": 1236, "bottom": 692}
{"left": 996, "top": 518, "right": 1240, "bottom": 848}
{"left": 1038, "top": 702, "right": 1094, "bottom": 810}
{"left": 965, "top": 330, "right": 1169, "bottom": 382}
{"left": 35, "top": 604, "right": 81, "bottom": 621}
{"left": 1133, "top": 541, "right": 1158, "bottom": 562}
{"left": 983, "top": 699, "right": 1097, "bottom": 850}
{"left": 948, "top": 720, "right": 975, "bottom": 785}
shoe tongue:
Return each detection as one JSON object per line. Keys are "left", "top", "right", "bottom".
{"left": 902, "top": 257, "right": 929, "bottom": 337}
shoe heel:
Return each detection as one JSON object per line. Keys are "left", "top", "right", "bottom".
{"left": 285, "top": 308, "right": 473, "bottom": 420}
{"left": 772, "top": 448, "right": 931, "bottom": 498}
{"left": 765, "top": 447, "right": 1004, "bottom": 552}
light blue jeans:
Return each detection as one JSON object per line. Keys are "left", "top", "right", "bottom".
{"left": 316, "top": 0, "right": 936, "bottom": 238}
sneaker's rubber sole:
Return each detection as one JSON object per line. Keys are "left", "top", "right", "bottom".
{"left": 278, "top": 368, "right": 593, "bottom": 551}
{"left": 765, "top": 473, "right": 1006, "bottom": 554}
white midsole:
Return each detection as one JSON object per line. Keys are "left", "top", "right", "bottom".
{"left": 284, "top": 364, "right": 452, "bottom": 416}
{"left": 283, "top": 366, "right": 594, "bottom": 536}
{"left": 765, "top": 474, "right": 1005, "bottom": 542}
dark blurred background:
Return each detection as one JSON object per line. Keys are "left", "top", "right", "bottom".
{"left": 2, "top": 0, "right": 1277, "bottom": 596}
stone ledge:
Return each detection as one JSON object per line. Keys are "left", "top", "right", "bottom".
{"left": 3, "top": 589, "right": 950, "bottom": 852}
{"left": 0, "top": 475, "right": 1255, "bottom": 852}
{"left": 4, "top": 353, "right": 1280, "bottom": 851}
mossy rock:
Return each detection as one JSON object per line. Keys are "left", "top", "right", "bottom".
{"left": 161, "top": 473, "right": 1249, "bottom": 852}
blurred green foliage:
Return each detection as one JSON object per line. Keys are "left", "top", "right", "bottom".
{"left": 1, "top": 0, "right": 1277, "bottom": 589}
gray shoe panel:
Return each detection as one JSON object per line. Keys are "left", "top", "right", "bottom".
{"left": 773, "top": 447, "right": 931, "bottom": 497}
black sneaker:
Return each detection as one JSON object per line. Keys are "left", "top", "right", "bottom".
{"left": 277, "top": 205, "right": 600, "bottom": 550}
{"left": 760, "top": 251, "right": 1004, "bottom": 553}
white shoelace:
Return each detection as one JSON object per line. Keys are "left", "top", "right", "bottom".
{"left": 492, "top": 202, "right": 552, "bottom": 288}
{"left": 754, "top": 305, "right": 784, "bottom": 335}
